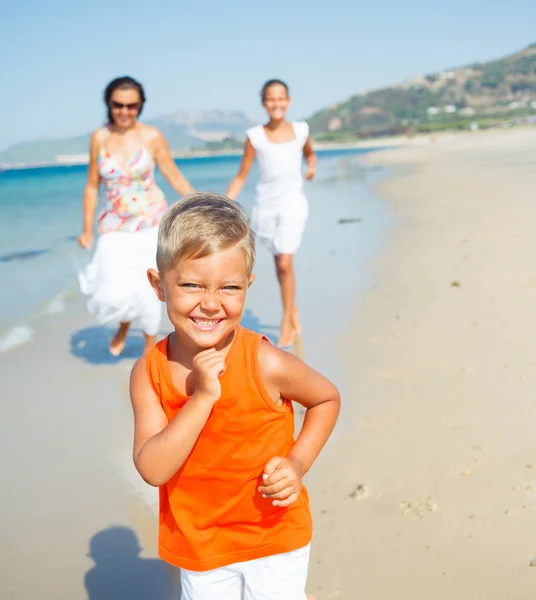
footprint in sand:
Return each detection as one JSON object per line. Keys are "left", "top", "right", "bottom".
{"left": 349, "top": 483, "right": 370, "bottom": 501}
{"left": 399, "top": 497, "right": 438, "bottom": 518}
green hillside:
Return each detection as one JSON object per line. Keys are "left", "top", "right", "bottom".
{"left": 308, "top": 43, "right": 536, "bottom": 140}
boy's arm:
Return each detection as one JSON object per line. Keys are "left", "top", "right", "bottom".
{"left": 130, "top": 349, "right": 224, "bottom": 487}
{"left": 257, "top": 341, "right": 340, "bottom": 504}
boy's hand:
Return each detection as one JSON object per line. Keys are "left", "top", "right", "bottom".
{"left": 259, "top": 456, "right": 304, "bottom": 507}
{"left": 192, "top": 348, "right": 225, "bottom": 403}
{"left": 305, "top": 167, "right": 315, "bottom": 181}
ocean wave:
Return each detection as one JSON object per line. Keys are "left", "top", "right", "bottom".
{"left": 113, "top": 452, "right": 159, "bottom": 515}
{"left": 0, "top": 325, "right": 35, "bottom": 353}
{"left": 44, "top": 294, "right": 66, "bottom": 315}
{"left": 0, "top": 288, "right": 76, "bottom": 353}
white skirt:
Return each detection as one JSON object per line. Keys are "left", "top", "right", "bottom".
{"left": 78, "top": 227, "right": 162, "bottom": 335}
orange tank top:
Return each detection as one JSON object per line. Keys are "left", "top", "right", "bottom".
{"left": 145, "top": 326, "right": 313, "bottom": 572}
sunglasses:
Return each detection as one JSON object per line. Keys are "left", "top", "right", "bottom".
{"left": 110, "top": 101, "right": 141, "bottom": 111}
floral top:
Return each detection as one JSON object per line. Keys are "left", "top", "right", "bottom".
{"left": 97, "top": 134, "right": 167, "bottom": 233}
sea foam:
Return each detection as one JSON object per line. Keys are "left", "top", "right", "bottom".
{"left": 0, "top": 325, "right": 35, "bottom": 353}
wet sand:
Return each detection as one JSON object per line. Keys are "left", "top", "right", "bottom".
{"left": 0, "top": 157, "right": 384, "bottom": 599}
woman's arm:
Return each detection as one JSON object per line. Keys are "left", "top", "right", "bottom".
{"left": 153, "top": 130, "right": 194, "bottom": 197}
{"left": 77, "top": 132, "right": 101, "bottom": 249}
{"left": 225, "top": 138, "right": 256, "bottom": 200}
{"left": 303, "top": 136, "right": 317, "bottom": 181}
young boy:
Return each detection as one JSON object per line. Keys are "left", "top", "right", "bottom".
{"left": 130, "top": 192, "right": 340, "bottom": 599}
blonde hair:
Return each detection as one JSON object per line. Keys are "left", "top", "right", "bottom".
{"left": 156, "top": 192, "right": 256, "bottom": 275}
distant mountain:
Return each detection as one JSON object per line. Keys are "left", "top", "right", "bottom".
{"left": 308, "top": 43, "right": 536, "bottom": 139}
{"left": 149, "top": 109, "right": 254, "bottom": 146}
{"left": 0, "top": 136, "right": 91, "bottom": 165}
{"left": 3, "top": 43, "right": 536, "bottom": 165}
{"left": 0, "top": 110, "right": 255, "bottom": 164}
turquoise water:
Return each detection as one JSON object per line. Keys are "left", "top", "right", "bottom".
{"left": 0, "top": 149, "right": 389, "bottom": 349}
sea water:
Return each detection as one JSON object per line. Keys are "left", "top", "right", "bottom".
{"left": 0, "top": 149, "right": 390, "bottom": 352}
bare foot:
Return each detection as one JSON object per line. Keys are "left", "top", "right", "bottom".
{"left": 278, "top": 318, "right": 295, "bottom": 348}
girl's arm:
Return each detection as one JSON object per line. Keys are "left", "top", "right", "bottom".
{"left": 153, "top": 130, "right": 195, "bottom": 197}
{"left": 77, "top": 132, "right": 101, "bottom": 249}
{"left": 226, "top": 138, "right": 256, "bottom": 200}
{"left": 303, "top": 136, "right": 317, "bottom": 181}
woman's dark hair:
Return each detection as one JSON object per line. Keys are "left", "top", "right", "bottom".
{"left": 104, "top": 76, "right": 146, "bottom": 124}
{"left": 260, "top": 79, "right": 289, "bottom": 101}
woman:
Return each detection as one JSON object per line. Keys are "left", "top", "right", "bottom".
{"left": 78, "top": 76, "right": 194, "bottom": 356}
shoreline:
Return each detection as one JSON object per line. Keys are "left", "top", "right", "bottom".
{"left": 0, "top": 140, "right": 402, "bottom": 172}
{"left": 0, "top": 148, "right": 384, "bottom": 347}
{"left": 2, "top": 124, "right": 535, "bottom": 172}
{"left": 0, "top": 152, "right": 388, "bottom": 599}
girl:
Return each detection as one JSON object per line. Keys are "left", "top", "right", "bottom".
{"left": 226, "top": 79, "right": 316, "bottom": 348}
{"left": 78, "top": 76, "right": 194, "bottom": 356}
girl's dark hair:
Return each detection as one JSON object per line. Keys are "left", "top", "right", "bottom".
{"left": 104, "top": 76, "right": 146, "bottom": 124}
{"left": 260, "top": 79, "right": 289, "bottom": 101}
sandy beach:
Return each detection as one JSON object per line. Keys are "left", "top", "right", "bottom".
{"left": 305, "top": 127, "right": 536, "bottom": 599}
{"left": 2, "top": 126, "right": 536, "bottom": 599}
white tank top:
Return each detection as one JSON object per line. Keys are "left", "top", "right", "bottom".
{"left": 246, "top": 121, "right": 309, "bottom": 205}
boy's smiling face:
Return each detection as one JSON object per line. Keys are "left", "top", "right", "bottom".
{"left": 149, "top": 244, "right": 254, "bottom": 352}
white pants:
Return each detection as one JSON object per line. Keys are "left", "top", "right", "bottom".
{"left": 180, "top": 544, "right": 310, "bottom": 600}
{"left": 251, "top": 196, "right": 309, "bottom": 256}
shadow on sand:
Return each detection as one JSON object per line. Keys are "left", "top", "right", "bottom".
{"left": 85, "top": 526, "right": 181, "bottom": 600}
{"left": 241, "top": 308, "right": 278, "bottom": 344}
{"left": 70, "top": 326, "right": 146, "bottom": 365}
{"left": 70, "top": 309, "right": 278, "bottom": 366}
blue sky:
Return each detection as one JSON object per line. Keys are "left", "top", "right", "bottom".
{"left": 2, "top": 0, "right": 535, "bottom": 149}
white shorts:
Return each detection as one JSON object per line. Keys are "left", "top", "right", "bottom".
{"left": 251, "top": 197, "right": 309, "bottom": 256}
{"left": 180, "top": 543, "right": 310, "bottom": 600}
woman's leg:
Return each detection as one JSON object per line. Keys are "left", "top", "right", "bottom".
{"left": 274, "top": 253, "right": 297, "bottom": 347}
{"left": 109, "top": 322, "right": 130, "bottom": 356}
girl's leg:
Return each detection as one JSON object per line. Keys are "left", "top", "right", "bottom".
{"left": 143, "top": 333, "right": 157, "bottom": 354}
{"left": 274, "top": 253, "right": 297, "bottom": 347}
{"left": 109, "top": 322, "right": 130, "bottom": 356}
{"left": 272, "top": 199, "right": 308, "bottom": 347}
